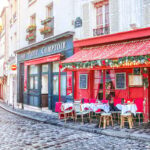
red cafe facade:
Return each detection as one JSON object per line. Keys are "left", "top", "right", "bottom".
{"left": 60, "top": 27, "right": 150, "bottom": 123}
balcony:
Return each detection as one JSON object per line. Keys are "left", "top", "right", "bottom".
{"left": 93, "top": 26, "right": 110, "bottom": 37}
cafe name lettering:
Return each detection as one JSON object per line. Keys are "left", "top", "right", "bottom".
{"left": 19, "top": 41, "right": 66, "bottom": 61}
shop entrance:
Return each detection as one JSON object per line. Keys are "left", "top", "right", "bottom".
{"left": 41, "top": 64, "right": 49, "bottom": 108}
{"left": 94, "top": 70, "right": 115, "bottom": 100}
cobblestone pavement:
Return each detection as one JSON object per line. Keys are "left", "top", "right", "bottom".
{"left": 0, "top": 108, "right": 150, "bottom": 150}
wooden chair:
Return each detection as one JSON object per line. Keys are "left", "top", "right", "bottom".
{"left": 99, "top": 113, "right": 113, "bottom": 129}
{"left": 120, "top": 113, "right": 133, "bottom": 129}
{"left": 74, "top": 103, "right": 91, "bottom": 124}
{"left": 61, "top": 104, "right": 74, "bottom": 123}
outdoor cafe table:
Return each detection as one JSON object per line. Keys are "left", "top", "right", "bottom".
{"left": 81, "top": 103, "right": 110, "bottom": 113}
{"left": 61, "top": 103, "right": 110, "bottom": 113}
{"left": 116, "top": 104, "right": 137, "bottom": 115}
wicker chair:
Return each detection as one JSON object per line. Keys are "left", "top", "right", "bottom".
{"left": 74, "top": 103, "right": 91, "bottom": 124}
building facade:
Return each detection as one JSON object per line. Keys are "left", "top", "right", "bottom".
{"left": 16, "top": 0, "right": 75, "bottom": 111}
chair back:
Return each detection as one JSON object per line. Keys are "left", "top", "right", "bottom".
{"left": 55, "top": 102, "right": 62, "bottom": 112}
{"left": 134, "top": 98, "right": 144, "bottom": 113}
{"left": 74, "top": 103, "right": 81, "bottom": 112}
{"left": 90, "top": 98, "right": 97, "bottom": 103}
{"left": 101, "top": 99, "right": 108, "bottom": 104}
{"left": 114, "top": 98, "right": 122, "bottom": 106}
{"left": 84, "top": 98, "right": 89, "bottom": 103}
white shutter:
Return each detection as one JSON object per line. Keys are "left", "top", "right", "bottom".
{"left": 109, "top": 0, "right": 119, "bottom": 33}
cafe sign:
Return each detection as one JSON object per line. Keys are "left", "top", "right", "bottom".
{"left": 18, "top": 40, "right": 69, "bottom": 62}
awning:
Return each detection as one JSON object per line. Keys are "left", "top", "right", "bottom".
{"left": 24, "top": 53, "right": 62, "bottom": 66}
{"left": 62, "top": 39, "right": 150, "bottom": 64}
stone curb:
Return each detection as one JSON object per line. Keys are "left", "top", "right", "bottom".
{"left": 0, "top": 103, "right": 150, "bottom": 142}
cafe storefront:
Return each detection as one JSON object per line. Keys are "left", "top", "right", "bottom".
{"left": 16, "top": 32, "right": 74, "bottom": 111}
{"left": 60, "top": 27, "right": 150, "bottom": 122}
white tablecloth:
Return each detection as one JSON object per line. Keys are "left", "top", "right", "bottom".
{"left": 81, "top": 103, "right": 110, "bottom": 113}
{"left": 116, "top": 104, "right": 137, "bottom": 115}
{"left": 62, "top": 103, "right": 73, "bottom": 110}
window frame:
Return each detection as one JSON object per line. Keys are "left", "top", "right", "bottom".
{"left": 115, "top": 73, "right": 126, "bottom": 90}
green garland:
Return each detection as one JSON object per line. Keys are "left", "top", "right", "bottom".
{"left": 62, "top": 55, "right": 150, "bottom": 69}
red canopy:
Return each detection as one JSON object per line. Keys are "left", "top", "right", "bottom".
{"left": 62, "top": 39, "right": 150, "bottom": 64}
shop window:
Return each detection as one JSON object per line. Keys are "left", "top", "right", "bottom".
{"left": 41, "top": 74, "right": 48, "bottom": 94}
{"left": 29, "top": 65, "right": 38, "bottom": 74}
{"left": 93, "top": 0, "right": 110, "bottom": 36}
{"left": 42, "top": 64, "right": 48, "bottom": 73}
{"left": 61, "top": 75, "right": 67, "bottom": 96}
{"left": 115, "top": 73, "right": 126, "bottom": 89}
{"left": 53, "top": 75, "right": 58, "bottom": 95}
{"left": 53, "top": 62, "right": 59, "bottom": 72}
{"left": 29, "top": 65, "right": 38, "bottom": 90}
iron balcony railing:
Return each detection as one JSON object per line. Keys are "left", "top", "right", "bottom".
{"left": 93, "top": 26, "right": 110, "bottom": 37}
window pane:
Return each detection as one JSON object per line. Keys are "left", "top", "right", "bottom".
{"left": 41, "top": 74, "right": 48, "bottom": 94}
{"left": 30, "top": 77, "right": 34, "bottom": 89}
{"left": 53, "top": 75, "right": 58, "bottom": 95}
{"left": 29, "top": 65, "right": 38, "bottom": 74}
{"left": 42, "top": 64, "right": 48, "bottom": 73}
{"left": 34, "top": 76, "right": 38, "bottom": 89}
{"left": 61, "top": 75, "right": 66, "bottom": 96}
{"left": 53, "top": 62, "right": 59, "bottom": 72}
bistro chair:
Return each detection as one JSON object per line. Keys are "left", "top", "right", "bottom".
{"left": 99, "top": 112, "right": 113, "bottom": 129}
{"left": 120, "top": 113, "right": 133, "bottom": 129}
{"left": 89, "top": 98, "right": 97, "bottom": 103}
{"left": 61, "top": 104, "right": 74, "bottom": 123}
{"left": 74, "top": 103, "right": 91, "bottom": 124}
{"left": 111, "top": 98, "right": 122, "bottom": 124}
{"left": 83, "top": 98, "right": 90, "bottom": 103}
{"left": 55, "top": 102, "right": 63, "bottom": 119}
{"left": 134, "top": 98, "right": 144, "bottom": 125}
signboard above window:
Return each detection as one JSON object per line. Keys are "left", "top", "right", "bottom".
{"left": 128, "top": 75, "right": 143, "bottom": 87}
{"left": 79, "top": 74, "right": 88, "bottom": 89}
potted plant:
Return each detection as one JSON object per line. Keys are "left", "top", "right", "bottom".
{"left": 39, "top": 26, "right": 52, "bottom": 35}
{"left": 26, "top": 33, "right": 35, "bottom": 41}
{"left": 26, "top": 24, "right": 36, "bottom": 32}
{"left": 41, "top": 17, "right": 53, "bottom": 25}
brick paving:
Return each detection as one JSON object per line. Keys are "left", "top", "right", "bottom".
{"left": 0, "top": 107, "right": 150, "bottom": 150}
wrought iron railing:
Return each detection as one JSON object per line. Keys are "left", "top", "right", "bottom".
{"left": 93, "top": 26, "right": 110, "bottom": 37}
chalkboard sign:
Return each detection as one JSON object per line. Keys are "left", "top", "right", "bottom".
{"left": 79, "top": 74, "right": 88, "bottom": 89}
{"left": 116, "top": 73, "right": 126, "bottom": 89}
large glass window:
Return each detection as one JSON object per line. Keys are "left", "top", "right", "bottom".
{"left": 41, "top": 74, "right": 48, "bottom": 94}
{"left": 29, "top": 65, "right": 38, "bottom": 90}
{"left": 53, "top": 75, "right": 58, "bottom": 95}
{"left": 61, "top": 75, "right": 66, "bottom": 96}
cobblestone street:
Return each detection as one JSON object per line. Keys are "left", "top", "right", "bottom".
{"left": 0, "top": 108, "right": 149, "bottom": 150}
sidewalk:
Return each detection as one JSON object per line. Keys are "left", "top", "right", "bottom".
{"left": 0, "top": 101, "right": 150, "bottom": 142}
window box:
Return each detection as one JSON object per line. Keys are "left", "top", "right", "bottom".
{"left": 39, "top": 26, "right": 52, "bottom": 35}
{"left": 41, "top": 17, "right": 53, "bottom": 25}
{"left": 26, "top": 24, "right": 36, "bottom": 32}
{"left": 26, "top": 33, "right": 36, "bottom": 41}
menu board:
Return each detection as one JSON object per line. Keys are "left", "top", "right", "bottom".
{"left": 129, "top": 75, "right": 143, "bottom": 86}
{"left": 79, "top": 74, "right": 88, "bottom": 89}
{"left": 116, "top": 73, "right": 126, "bottom": 89}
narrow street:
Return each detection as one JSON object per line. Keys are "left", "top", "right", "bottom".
{"left": 0, "top": 108, "right": 149, "bottom": 150}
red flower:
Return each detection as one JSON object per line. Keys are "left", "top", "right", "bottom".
{"left": 143, "top": 73, "right": 148, "bottom": 78}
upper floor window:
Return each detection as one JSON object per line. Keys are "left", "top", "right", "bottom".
{"left": 46, "top": 4, "right": 53, "bottom": 18}
{"left": 93, "top": 0, "right": 110, "bottom": 36}
{"left": 30, "top": 14, "right": 36, "bottom": 25}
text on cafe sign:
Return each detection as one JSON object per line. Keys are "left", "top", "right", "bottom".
{"left": 19, "top": 41, "right": 66, "bottom": 61}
